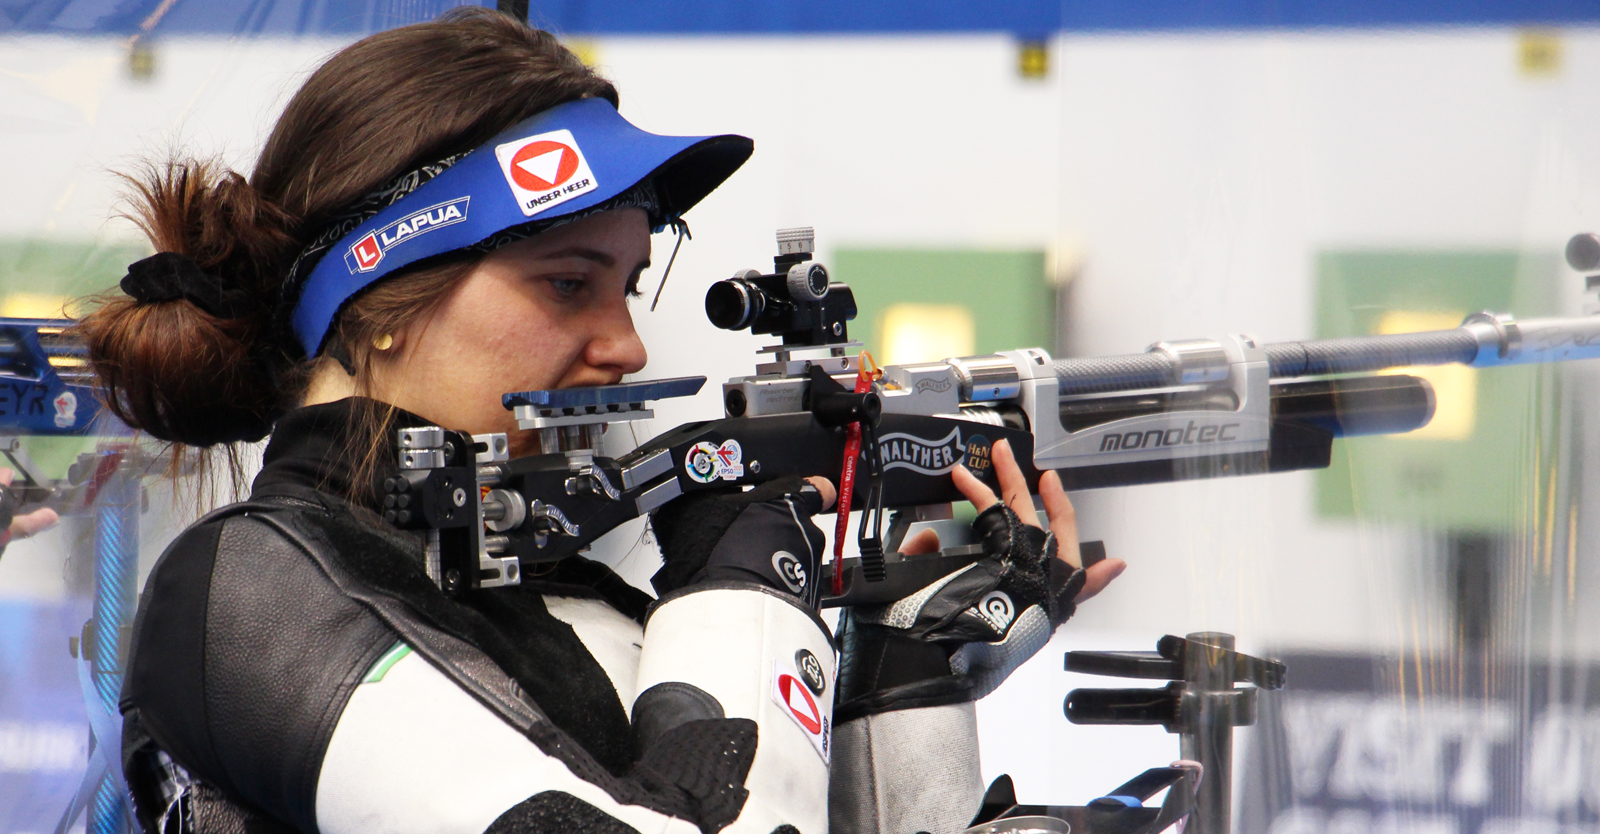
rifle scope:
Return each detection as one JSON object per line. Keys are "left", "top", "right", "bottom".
{"left": 705, "top": 264, "right": 832, "bottom": 331}
{"left": 704, "top": 227, "right": 858, "bottom": 347}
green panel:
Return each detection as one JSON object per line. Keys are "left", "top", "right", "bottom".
{"left": 0, "top": 238, "right": 147, "bottom": 478}
{"left": 831, "top": 248, "right": 1052, "bottom": 361}
{"left": 1313, "top": 250, "right": 1558, "bottom": 531}
{"left": 0, "top": 238, "right": 146, "bottom": 304}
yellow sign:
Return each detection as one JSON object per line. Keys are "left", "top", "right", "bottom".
{"left": 1017, "top": 39, "right": 1048, "bottom": 80}
{"left": 1518, "top": 30, "right": 1562, "bottom": 77}
{"left": 1377, "top": 310, "right": 1475, "bottom": 441}
{"left": 563, "top": 38, "right": 601, "bottom": 71}
{"left": 1, "top": 292, "right": 75, "bottom": 319}
{"left": 879, "top": 303, "right": 976, "bottom": 366}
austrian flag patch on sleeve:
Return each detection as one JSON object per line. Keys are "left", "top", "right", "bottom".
{"left": 771, "top": 659, "right": 831, "bottom": 763}
{"left": 494, "top": 129, "right": 599, "bottom": 217}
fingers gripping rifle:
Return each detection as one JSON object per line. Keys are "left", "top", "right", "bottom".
{"left": 389, "top": 228, "right": 1600, "bottom": 601}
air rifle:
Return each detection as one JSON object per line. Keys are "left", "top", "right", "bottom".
{"left": 378, "top": 228, "right": 1600, "bottom": 602}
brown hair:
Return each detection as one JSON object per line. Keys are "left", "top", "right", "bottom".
{"left": 78, "top": 9, "right": 617, "bottom": 489}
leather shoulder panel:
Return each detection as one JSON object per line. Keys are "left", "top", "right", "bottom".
{"left": 122, "top": 506, "right": 396, "bottom": 834}
{"left": 202, "top": 512, "right": 397, "bottom": 832}
{"left": 121, "top": 521, "right": 225, "bottom": 806}
{"left": 126, "top": 496, "right": 710, "bottom": 830}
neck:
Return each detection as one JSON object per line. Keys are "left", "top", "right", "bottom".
{"left": 253, "top": 397, "right": 445, "bottom": 510}
{"left": 302, "top": 357, "right": 360, "bottom": 406}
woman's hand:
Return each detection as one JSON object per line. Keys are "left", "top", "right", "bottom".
{"left": 838, "top": 439, "right": 1126, "bottom": 710}
{"left": 903, "top": 439, "right": 1125, "bottom": 602}
{"left": 0, "top": 467, "right": 59, "bottom": 551}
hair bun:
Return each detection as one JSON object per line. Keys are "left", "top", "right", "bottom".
{"left": 82, "top": 295, "right": 279, "bottom": 446}
{"left": 83, "top": 9, "right": 617, "bottom": 454}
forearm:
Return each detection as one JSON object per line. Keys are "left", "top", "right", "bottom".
{"left": 829, "top": 703, "right": 984, "bottom": 834}
{"left": 318, "top": 644, "right": 697, "bottom": 834}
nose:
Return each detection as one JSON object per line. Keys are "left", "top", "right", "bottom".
{"left": 586, "top": 306, "right": 648, "bottom": 378}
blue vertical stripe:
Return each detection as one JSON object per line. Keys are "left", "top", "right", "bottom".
{"left": 88, "top": 467, "right": 139, "bottom": 834}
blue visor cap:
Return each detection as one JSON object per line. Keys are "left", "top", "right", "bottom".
{"left": 291, "top": 97, "right": 753, "bottom": 358}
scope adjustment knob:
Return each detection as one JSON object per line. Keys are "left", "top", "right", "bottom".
{"left": 787, "top": 261, "right": 829, "bottom": 302}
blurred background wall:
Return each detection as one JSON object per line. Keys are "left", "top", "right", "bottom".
{"left": 5, "top": 2, "right": 1600, "bottom": 832}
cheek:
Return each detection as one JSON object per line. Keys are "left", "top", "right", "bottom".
{"left": 444, "top": 279, "right": 583, "bottom": 391}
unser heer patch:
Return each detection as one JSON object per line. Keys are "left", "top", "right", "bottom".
{"left": 493, "top": 129, "right": 599, "bottom": 218}
{"left": 771, "top": 658, "right": 831, "bottom": 763}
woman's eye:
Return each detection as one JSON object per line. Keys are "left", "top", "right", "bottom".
{"left": 547, "top": 276, "right": 586, "bottom": 298}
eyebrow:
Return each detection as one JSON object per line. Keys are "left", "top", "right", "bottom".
{"left": 543, "top": 246, "right": 617, "bottom": 268}
{"left": 543, "top": 246, "right": 652, "bottom": 275}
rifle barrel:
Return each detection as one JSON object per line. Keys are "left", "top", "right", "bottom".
{"left": 1263, "top": 330, "right": 1477, "bottom": 378}
{"left": 1051, "top": 314, "right": 1600, "bottom": 397}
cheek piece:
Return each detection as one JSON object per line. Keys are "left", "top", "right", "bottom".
{"left": 286, "top": 97, "right": 754, "bottom": 362}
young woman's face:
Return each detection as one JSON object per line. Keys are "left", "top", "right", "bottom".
{"left": 380, "top": 208, "right": 651, "bottom": 456}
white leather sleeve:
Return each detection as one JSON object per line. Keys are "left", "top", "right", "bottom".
{"left": 542, "top": 595, "right": 646, "bottom": 713}
{"left": 315, "top": 645, "right": 694, "bottom": 834}
{"left": 636, "top": 584, "right": 837, "bottom": 834}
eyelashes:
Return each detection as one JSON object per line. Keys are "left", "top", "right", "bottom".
{"left": 539, "top": 266, "right": 647, "bottom": 301}
{"left": 547, "top": 277, "right": 586, "bottom": 299}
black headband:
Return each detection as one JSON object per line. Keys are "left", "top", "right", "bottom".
{"left": 121, "top": 252, "right": 259, "bottom": 319}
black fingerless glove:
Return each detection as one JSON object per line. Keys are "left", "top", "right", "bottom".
{"left": 836, "top": 504, "right": 1086, "bottom": 720}
{"left": 649, "top": 476, "right": 827, "bottom": 607}
{"left": 970, "top": 503, "right": 1086, "bottom": 630}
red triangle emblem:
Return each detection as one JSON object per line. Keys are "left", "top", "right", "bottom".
{"left": 778, "top": 674, "right": 822, "bottom": 735}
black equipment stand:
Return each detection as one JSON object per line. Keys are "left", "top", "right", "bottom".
{"left": 1064, "top": 632, "right": 1286, "bottom": 834}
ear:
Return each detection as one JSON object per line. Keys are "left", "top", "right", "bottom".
{"left": 367, "top": 323, "right": 419, "bottom": 362}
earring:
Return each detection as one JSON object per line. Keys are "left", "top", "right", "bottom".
{"left": 372, "top": 333, "right": 394, "bottom": 351}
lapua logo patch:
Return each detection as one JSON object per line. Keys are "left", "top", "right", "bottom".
{"left": 494, "top": 129, "right": 598, "bottom": 217}
{"left": 345, "top": 197, "right": 471, "bottom": 273}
